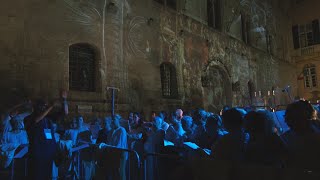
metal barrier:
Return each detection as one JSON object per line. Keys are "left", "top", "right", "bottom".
{"left": 275, "top": 105, "right": 289, "bottom": 111}
{"left": 4, "top": 143, "right": 320, "bottom": 180}
{"left": 0, "top": 145, "right": 28, "bottom": 180}
{"left": 97, "top": 143, "right": 141, "bottom": 180}
{"left": 1, "top": 143, "right": 141, "bottom": 180}
{"left": 143, "top": 152, "right": 184, "bottom": 180}
{"left": 142, "top": 151, "right": 320, "bottom": 180}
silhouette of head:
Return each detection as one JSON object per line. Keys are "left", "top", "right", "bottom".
{"left": 285, "top": 100, "right": 316, "bottom": 134}
{"left": 222, "top": 108, "right": 244, "bottom": 132}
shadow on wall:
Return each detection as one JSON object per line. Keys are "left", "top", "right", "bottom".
{"left": 0, "top": 85, "right": 31, "bottom": 112}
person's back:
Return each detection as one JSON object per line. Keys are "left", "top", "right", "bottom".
{"left": 145, "top": 117, "right": 165, "bottom": 153}
{"left": 245, "top": 134, "right": 285, "bottom": 166}
{"left": 212, "top": 108, "right": 246, "bottom": 162}
{"left": 244, "top": 110, "right": 286, "bottom": 167}
{"left": 25, "top": 91, "right": 69, "bottom": 180}
{"left": 283, "top": 100, "right": 320, "bottom": 171}
{"left": 25, "top": 110, "right": 58, "bottom": 180}
{"left": 213, "top": 130, "right": 247, "bottom": 161}
{"left": 284, "top": 131, "right": 320, "bottom": 170}
{"left": 197, "top": 115, "right": 220, "bottom": 149}
{"left": 25, "top": 114, "right": 57, "bottom": 159}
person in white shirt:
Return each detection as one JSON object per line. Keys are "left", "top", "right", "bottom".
{"left": 108, "top": 114, "right": 127, "bottom": 180}
{"left": 0, "top": 115, "right": 29, "bottom": 168}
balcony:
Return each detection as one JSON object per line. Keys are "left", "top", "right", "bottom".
{"left": 293, "top": 44, "right": 320, "bottom": 62}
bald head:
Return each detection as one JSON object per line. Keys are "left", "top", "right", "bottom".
{"left": 175, "top": 109, "right": 183, "bottom": 120}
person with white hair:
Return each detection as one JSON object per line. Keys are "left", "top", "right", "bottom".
{"left": 144, "top": 116, "right": 165, "bottom": 180}
{"left": 0, "top": 115, "right": 29, "bottom": 168}
{"left": 165, "top": 110, "right": 186, "bottom": 145}
{"left": 181, "top": 116, "right": 196, "bottom": 141}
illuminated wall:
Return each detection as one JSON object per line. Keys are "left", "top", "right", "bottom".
{"left": 0, "top": 0, "right": 297, "bottom": 118}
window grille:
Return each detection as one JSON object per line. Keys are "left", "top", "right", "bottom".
{"left": 69, "top": 43, "right": 96, "bottom": 92}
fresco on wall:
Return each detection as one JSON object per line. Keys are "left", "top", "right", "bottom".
{"left": 183, "top": 35, "right": 209, "bottom": 108}
{"left": 225, "top": 0, "right": 278, "bottom": 51}
{"left": 202, "top": 65, "right": 231, "bottom": 113}
{"left": 63, "top": 0, "right": 107, "bottom": 62}
{"left": 126, "top": 16, "right": 151, "bottom": 58}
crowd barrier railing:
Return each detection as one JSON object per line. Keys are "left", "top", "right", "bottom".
{"left": 97, "top": 143, "right": 141, "bottom": 180}
{"left": 5, "top": 142, "right": 320, "bottom": 180}
{"left": 142, "top": 152, "right": 320, "bottom": 180}
{"left": 143, "top": 152, "right": 184, "bottom": 180}
{"left": 1, "top": 142, "right": 141, "bottom": 180}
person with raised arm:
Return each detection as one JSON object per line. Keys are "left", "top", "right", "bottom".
{"left": 24, "top": 90, "right": 68, "bottom": 180}
{"left": 0, "top": 99, "right": 32, "bottom": 139}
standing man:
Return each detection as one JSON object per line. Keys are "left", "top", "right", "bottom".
{"left": 108, "top": 114, "right": 127, "bottom": 180}
{"left": 98, "top": 114, "right": 127, "bottom": 180}
{"left": 25, "top": 90, "right": 68, "bottom": 180}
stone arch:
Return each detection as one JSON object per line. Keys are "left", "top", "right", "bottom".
{"left": 202, "top": 61, "right": 232, "bottom": 113}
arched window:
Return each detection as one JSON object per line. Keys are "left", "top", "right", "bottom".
{"left": 304, "top": 64, "right": 317, "bottom": 88}
{"left": 160, "top": 62, "right": 178, "bottom": 98}
{"left": 69, "top": 43, "right": 96, "bottom": 91}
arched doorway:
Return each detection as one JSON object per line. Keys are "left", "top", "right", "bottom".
{"left": 202, "top": 64, "right": 232, "bottom": 113}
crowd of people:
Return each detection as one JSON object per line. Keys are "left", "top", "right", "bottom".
{"left": 1, "top": 90, "right": 320, "bottom": 180}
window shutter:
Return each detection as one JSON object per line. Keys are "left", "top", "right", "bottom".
{"left": 312, "top": 19, "right": 320, "bottom": 45}
{"left": 214, "top": 0, "right": 221, "bottom": 30}
{"left": 292, "top": 25, "right": 300, "bottom": 49}
{"left": 207, "top": 0, "right": 214, "bottom": 28}
{"left": 246, "top": 17, "right": 251, "bottom": 45}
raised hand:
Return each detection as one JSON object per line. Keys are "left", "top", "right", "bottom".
{"left": 60, "top": 89, "right": 68, "bottom": 99}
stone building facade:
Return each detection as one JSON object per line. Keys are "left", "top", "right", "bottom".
{"left": 289, "top": 0, "right": 320, "bottom": 103}
{"left": 0, "top": 0, "right": 297, "bottom": 119}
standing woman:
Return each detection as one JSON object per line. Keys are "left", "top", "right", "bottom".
{"left": 25, "top": 90, "right": 68, "bottom": 180}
